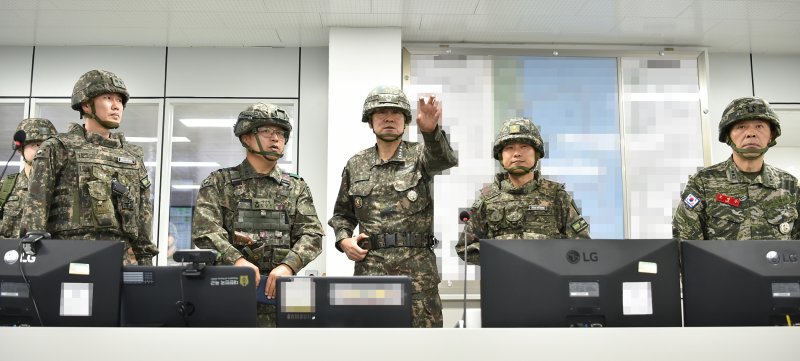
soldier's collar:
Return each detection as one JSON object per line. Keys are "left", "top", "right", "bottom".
{"left": 84, "top": 129, "right": 122, "bottom": 148}
{"left": 371, "top": 142, "right": 407, "bottom": 166}
{"left": 240, "top": 159, "right": 283, "bottom": 182}
{"left": 499, "top": 173, "right": 538, "bottom": 193}
{"left": 726, "top": 157, "right": 778, "bottom": 188}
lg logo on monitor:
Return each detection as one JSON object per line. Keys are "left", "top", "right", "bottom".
{"left": 3, "top": 250, "right": 36, "bottom": 265}
{"left": 566, "top": 250, "right": 598, "bottom": 264}
{"left": 766, "top": 250, "right": 798, "bottom": 265}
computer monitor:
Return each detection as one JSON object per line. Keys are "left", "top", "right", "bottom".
{"left": 276, "top": 276, "right": 412, "bottom": 327}
{"left": 682, "top": 240, "right": 800, "bottom": 326}
{"left": 0, "top": 238, "right": 123, "bottom": 326}
{"left": 480, "top": 239, "right": 682, "bottom": 327}
{"left": 120, "top": 265, "right": 257, "bottom": 327}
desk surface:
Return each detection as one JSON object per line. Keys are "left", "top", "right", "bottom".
{"left": 1, "top": 327, "right": 798, "bottom": 361}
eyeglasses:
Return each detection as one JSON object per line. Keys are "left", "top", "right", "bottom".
{"left": 254, "top": 127, "right": 286, "bottom": 140}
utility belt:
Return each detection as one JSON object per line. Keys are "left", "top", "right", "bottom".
{"left": 358, "top": 232, "right": 437, "bottom": 250}
{"left": 233, "top": 242, "right": 290, "bottom": 273}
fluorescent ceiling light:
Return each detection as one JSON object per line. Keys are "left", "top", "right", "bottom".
{"left": 0, "top": 161, "right": 22, "bottom": 167}
{"left": 179, "top": 118, "right": 236, "bottom": 127}
{"left": 172, "top": 185, "right": 201, "bottom": 190}
{"left": 171, "top": 161, "right": 220, "bottom": 167}
{"left": 127, "top": 137, "right": 191, "bottom": 143}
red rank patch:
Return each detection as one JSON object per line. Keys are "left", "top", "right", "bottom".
{"left": 715, "top": 193, "right": 741, "bottom": 207}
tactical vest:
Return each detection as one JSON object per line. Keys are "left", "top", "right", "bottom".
{"left": 48, "top": 132, "right": 149, "bottom": 240}
{"left": 0, "top": 173, "right": 19, "bottom": 216}
{"left": 483, "top": 179, "right": 564, "bottom": 240}
{"left": 226, "top": 167, "right": 293, "bottom": 271}
{"left": 0, "top": 173, "right": 21, "bottom": 236}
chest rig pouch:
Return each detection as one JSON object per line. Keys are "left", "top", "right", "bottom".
{"left": 228, "top": 168, "right": 293, "bottom": 272}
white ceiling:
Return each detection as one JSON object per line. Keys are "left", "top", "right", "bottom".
{"left": 1, "top": 0, "right": 799, "bottom": 53}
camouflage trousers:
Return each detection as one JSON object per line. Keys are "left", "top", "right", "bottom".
{"left": 412, "top": 287, "right": 443, "bottom": 328}
{"left": 257, "top": 303, "right": 277, "bottom": 327}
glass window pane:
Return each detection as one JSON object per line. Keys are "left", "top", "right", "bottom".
{"left": 167, "top": 100, "right": 298, "bottom": 260}
{"left": 767, "top": 106, "right": 800, "bottom": 178}
{"left": 0, "top": 101, "right": 27, "bottom": 173}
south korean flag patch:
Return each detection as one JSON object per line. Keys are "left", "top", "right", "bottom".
{"left": 683, "top": 193, "right": 700, "bottom": 209}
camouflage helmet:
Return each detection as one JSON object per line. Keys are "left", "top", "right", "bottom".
{"left": 14, "top": 117, "right": 57, "bottom": 147}
{"left": 71, "top": 69, "right": 130, "bottom": 111}
{"left": 493, "top": 117, "right": 545, "bottom": 160}
{"left": 233, "top": 103, "right": 292, "bottom": 138}
{"left": 718, "top": 96, "right": 781, "bottom": 143}
{"left": 362, "top": 86, "right": 412, "bottom": 124}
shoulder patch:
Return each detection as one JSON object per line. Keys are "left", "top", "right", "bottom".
{"left": 570, "top": 217, "right": 589, "bottom": 233}
{"left": 683, "top": 193, "right": 700, "bottom": 209}
{"left": 287, "top": 172, "right": 303, "bottom": 180}
{"left": 200, "top": 177, "right": 214, "bottom": 189}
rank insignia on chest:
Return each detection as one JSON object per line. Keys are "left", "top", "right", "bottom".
{"left": 354, "top": 197, "right": 363, "bottom": 208}
{"left": 715, "top": 193, "right": 741, "bottom": 207}
{"left": 407, "top": 190, "right": 418, "bottom": 202}
{"left": 683, "top": 193, "right": 700, "bottom": 209}
{"left": 527, "top": 205, "right": 547, "bottom": 211}
{"left": 116, "top": 156, "right": 135, "bottom": 165}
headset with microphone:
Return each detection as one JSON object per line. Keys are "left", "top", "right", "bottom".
{"left": 1, "top": 130, "right": 27, "bottom": 179}
{"left": 13, "top": 130, "right": 26, "bottom": 150}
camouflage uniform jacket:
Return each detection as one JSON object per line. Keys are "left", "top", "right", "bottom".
{"left": 192, "top": 159, "right": 323, "bottom": 273}
{"left": 673, "top": 157, "right": 800, "bottom": 240}
{"left": 456, "top": 172, "right": 591, "bottom": 265}
{"left": 0, "top": 172, "right": 28, "bottom": 238}
{"left": 329, "top": 127, "right": 458, "bottom": 294}
{"left": 21, "top": 123, "right": 156, "bottom": 264}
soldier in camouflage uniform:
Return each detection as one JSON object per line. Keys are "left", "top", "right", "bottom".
{"left": 0, "top": 118, "right": 57, "bottom": 238}
{"left": 20, "top": 69, "right": 158, "bottom": 265}
{"left": 192, "top": 103, "right": 323, "bottom": 327}
{"left": 329, "top": 86, "right": 458, "bottom": 328}
{"left": 673, "top": 97, "right": 799, "bottom": 240}
{"left": 456, "top": 118, "right": 590, "bottom": 265}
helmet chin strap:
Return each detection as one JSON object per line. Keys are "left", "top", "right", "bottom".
{"left": 84, "top": 103, "right": 119, "bottom": 129}
{"left": 375, "top": 132, "right": 403, "bottom": 142}
{"left": 371, "top": 120, "right": 404, "bottom": 142}
{"left": 727, "top": 138, "right": 774, "bottom": 160}
{"left": 503, "top": 158, "right": 538, "bottom": 175}
{"left": 504, "top": 165, "right": 535, "bottom": 174}
{"left": 249, "top": 132, "right": 283, "bottom": 160}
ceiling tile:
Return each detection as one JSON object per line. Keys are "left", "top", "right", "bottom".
{"left": 476, "top": 0, "right": 588, "bottom": 16}
{"left": 321, "top": 12, "right": 402, "bottom": 27}
{"left": 166, "top": 0, "right": 267, "bottom": 12}
{"left": 579, "top": 0, "right": 694, "bottom": 18}
{"left": 686, "top": 0, "right": 798, "bottom": 20}
{"left": 373, "top": 0, "right": 480, "bottom": 15}
{"left": 219, "top": 12, "right": 322, "bottom": 28}
{"left": 43, "top": 0, "right": 168, "bottom": 11}
{"left": 37, "top": 10, "right": 169, "bottom": 28}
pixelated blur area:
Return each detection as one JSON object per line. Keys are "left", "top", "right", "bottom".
{"left": 621, "top": 58, "right": 704, "bottom": 239}
{"left": 330, "top": 283, "right": 405, "bottom": 306}
{"left": 409, "top": 54, "right": 704, "bottom": 281}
